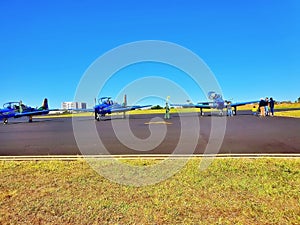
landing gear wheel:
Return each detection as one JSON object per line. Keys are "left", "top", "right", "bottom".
{"left": 95, "top": 112, "right": 100, "bottom": 121}
{"left": 29, "top": 116, "right": 33, "bottom": 123}
{"left": 200, "top": 109, "right": 204, "bottom": 117}
{"left": 3, "top": 119, "right": 8, "bottom": 125}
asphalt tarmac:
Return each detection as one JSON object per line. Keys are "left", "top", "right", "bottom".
{"left": 0, "top": 112, "right": 299, "bottom": 156}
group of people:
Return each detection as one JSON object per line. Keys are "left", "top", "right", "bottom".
{"left": 254, "top": 97, "right": 275, "bottom": 117}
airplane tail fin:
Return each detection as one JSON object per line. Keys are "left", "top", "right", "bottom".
{"left": 123, "top": 94, "right": 127, "bottom": 107}
{"left": 42, "top": 98, "right": 49, "bottom": 110}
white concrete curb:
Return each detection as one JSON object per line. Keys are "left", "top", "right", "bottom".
{"left": 0, "top": 154, "right": 300, "bottom": 161}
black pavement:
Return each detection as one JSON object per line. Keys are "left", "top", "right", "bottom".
{"left": 0, "top": 113, "right": 299, "bottom": 156}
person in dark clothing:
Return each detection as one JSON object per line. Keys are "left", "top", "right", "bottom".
{"left": 269, "top": 97, "right": 275, "bottom": 116}
{"left": 259, "top": 98, "right": 266, "bottom": 117}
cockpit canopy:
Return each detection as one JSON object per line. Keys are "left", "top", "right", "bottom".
{"left": 3, "top": 102, "right": 27, "bottom": 110}
{"left": 99, "top": 97, "right": 113, "bottom": 105}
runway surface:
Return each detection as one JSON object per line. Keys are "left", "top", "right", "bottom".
{"left": 0, "top": 112, "right": 299, "bottom": 156}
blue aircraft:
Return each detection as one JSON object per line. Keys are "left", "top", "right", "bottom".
{"left": 171, "top": 91, "right": 259, "bottom": 116}
{"left": 81, "top": 95, "right": 151, "bottom": 121}
{"left": 0, "top": 98, "right": 52, "bottom": 124}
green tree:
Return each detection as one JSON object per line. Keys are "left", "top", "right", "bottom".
{"left": 151, "top": 105, "right": 163, "bottom": 110}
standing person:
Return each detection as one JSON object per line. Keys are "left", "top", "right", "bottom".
{"left": 269, "top": 97, "right": 275, "bottom": 116}
{"left": 265, "top": 97, "right": 269, "bottom": 116}
{"left": 226, "top": 101, "right": 233, "bottom": 117}
{"left": 19, "top": 100, "right": 23, "bottom": 113}
{"left": 259, "top": 98, "right": 265, "bottom": 117}
{"left": 165, "top": 102, "right": 170, "bottom": 119}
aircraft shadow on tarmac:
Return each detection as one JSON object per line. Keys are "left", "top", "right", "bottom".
{"left": 2, "top": 118, "right": 64, "bottom": 125}
{"left": 86, "top": 111, "right": 255, "bottom": 121}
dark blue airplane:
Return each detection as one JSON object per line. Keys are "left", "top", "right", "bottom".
{"left": 171, "top": 91, "right": 259, "bottom": 116}
{"left": 0, "top": 98, "right": 52, "bottom": 124}
{"left": 81, "top": 95, "right": 151, "bottom": 121}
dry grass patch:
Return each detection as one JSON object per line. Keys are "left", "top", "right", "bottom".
{"left": 0, "top": 158, "right": 299, "bottom": 224}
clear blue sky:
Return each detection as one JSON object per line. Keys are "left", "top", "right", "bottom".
{"left": 0, "top": 0, "right": 299, "bottom": 108}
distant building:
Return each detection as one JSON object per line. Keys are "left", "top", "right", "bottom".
{"left": 61, "top": 102, "right": 87, "bottom": 110}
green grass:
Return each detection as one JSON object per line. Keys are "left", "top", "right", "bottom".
{"left": 1, "top": 159, "right": 299, "bottom": 224}
{"left": 275, "top": 110, "right": 300, "bottom": 118}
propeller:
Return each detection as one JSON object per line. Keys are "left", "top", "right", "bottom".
{"left": 208, "top": 91, "right": 217, "bottom": 100}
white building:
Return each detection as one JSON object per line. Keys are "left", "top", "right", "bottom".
{"left": 61, "top": 102, "right": 87, "bottom": 110}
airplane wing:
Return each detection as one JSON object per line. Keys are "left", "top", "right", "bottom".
{"left": 110, "top": 105, "right": 151, "bottom": 113}
{"left": 70, "top": 108, "right": 95, "bottom": 112}
{"left": 194, "top": 104, "right": 213, "bottom": 109}
{"left": 71, "top": 104, "right": 151, "bottom": 114}
{"left": 14, "top": 109, "right": 50, "bottom": 118}
{"left": 129, "top": 105, "right": 152, "bottom": 110}
{"left": 171, "top": 103, "right": 212, "bottom": 109}
{"left": 231, "top": 100, "right": 259, "bottom": 107}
